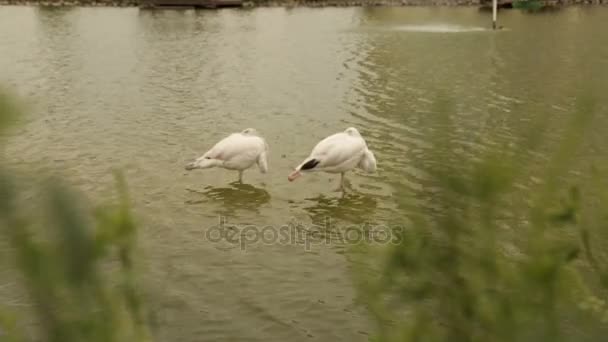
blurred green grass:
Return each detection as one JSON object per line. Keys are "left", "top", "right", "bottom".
{"left": 0, "top": 89, "right": 151, "bottom": 342}
{"left": 354, "top": 93, "right": 608, "bottom": 342}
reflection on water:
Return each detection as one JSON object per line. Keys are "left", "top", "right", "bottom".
{"left": 302, "top": 193, "right": 378, "bottom": 225}
{"left": 299, "top": 193, "right": 379, "bottom": 254}
{"left": 186, "top": 182, "right": 271, "bottom": 216}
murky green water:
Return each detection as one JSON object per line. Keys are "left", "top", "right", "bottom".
{"left": 1, "top": 5, "right": 608, "bottom": 341}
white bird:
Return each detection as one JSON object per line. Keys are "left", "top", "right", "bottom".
{"left": 185, "top": 128, "right": 269, "bottom": 183}
{"left": 288, "top": 127, "right": 377, "bottom": 191}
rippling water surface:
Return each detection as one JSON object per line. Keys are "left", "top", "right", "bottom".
{"left": 1, "top": 5, "right": 608, "bottom": 341}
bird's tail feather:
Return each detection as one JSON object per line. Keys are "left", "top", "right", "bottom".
{"left": 257, "top": 150, "right": 269, "bottom": 173}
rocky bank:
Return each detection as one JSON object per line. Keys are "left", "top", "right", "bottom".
{"left": 0, "top": 0, "right": 605, "bottom": 8}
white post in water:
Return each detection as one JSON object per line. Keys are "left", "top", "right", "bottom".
{"left": 492, "top": 0, "right": 498, "bottom": 29}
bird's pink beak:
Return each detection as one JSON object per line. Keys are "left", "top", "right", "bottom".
{"left": 288, "top": 170, "right": 301, "bottom": 182}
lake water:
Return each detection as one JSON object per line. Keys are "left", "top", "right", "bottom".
{"left": 1, "top": 5, "right": 607, "bottom": 341}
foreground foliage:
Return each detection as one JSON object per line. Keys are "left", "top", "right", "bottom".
{"left": 356, "top": 94, "right": 608, "bottom": 341}
{"left": 0, "top": 90, "right": 150, "bottom": 341}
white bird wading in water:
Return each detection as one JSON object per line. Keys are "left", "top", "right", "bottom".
{"left": 185, "top": 128, "right": 269, "bottom": 183}
{"left": 288, "top": 127, "right": 377, "bottom": 191}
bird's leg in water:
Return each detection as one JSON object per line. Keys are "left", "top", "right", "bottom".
{"left": 238, "top": 171, "right": 243, "bottom": 183}
{"left": 335, "top": 172, "right": 346, "bottom": 192}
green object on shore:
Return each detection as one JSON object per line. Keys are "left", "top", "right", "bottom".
{"left": 513, "top": 0, "right": 545, "bottom": 10}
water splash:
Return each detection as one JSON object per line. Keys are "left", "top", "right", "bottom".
{"left": 389, "top": 24, "right": 488, "bottom": 33}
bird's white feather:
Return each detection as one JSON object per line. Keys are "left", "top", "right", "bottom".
{"left": 358, "top": 148, "right": 377, "bottom": 173}
{"left": 295, "top": 127, "right": 377, "bottom": 174}
{"left": 256, "top": 141, "right": 269, "bottom": 173}
{"left": 186, "top": 129, "right": 268, "bottom": 174}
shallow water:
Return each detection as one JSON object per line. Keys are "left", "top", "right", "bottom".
{"left": 1, "top": 5, "right": 608, "bottom": 341}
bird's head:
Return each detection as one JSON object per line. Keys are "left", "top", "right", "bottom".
{"left": 185, "top": 155, "right": 217, "bottom": 170}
